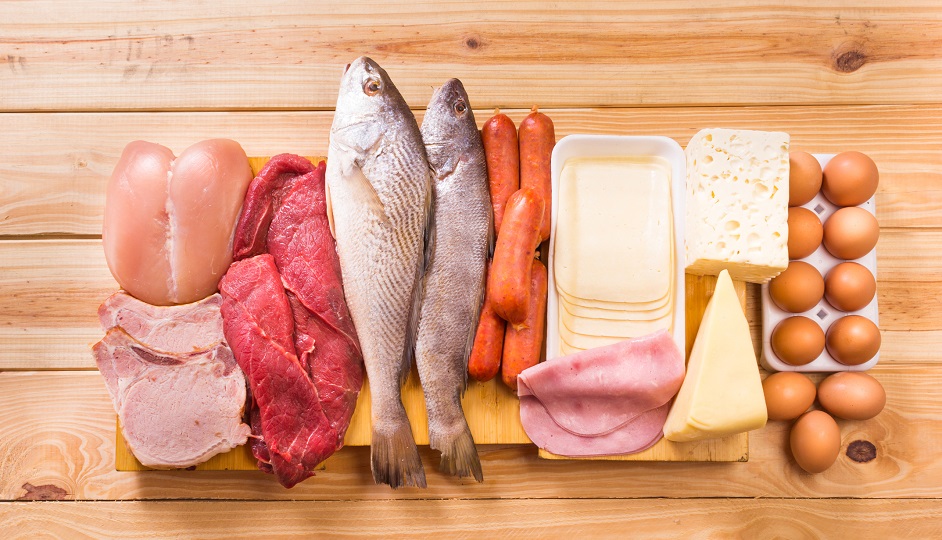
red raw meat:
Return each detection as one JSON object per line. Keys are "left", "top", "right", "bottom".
{"left": 220, "top": 155, "right": 363, "bottom": 487}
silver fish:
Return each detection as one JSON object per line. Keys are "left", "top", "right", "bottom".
{"left": 326, "top": 57, "right": 432, "bottom": 489}
{"left": 416, "top": 79, "right": 491, "bottom": 482}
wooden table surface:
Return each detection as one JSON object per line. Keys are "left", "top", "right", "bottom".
{"left": 2, "top": 1, "right": 942, "bottom": 537}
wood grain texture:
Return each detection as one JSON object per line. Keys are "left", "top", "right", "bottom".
{"left": 0, "top": 367, "right": 936, "bottom": 500}
{"left": 3, "top": 499, "right": 942, "bottom": 538}
{"left": 2, "top": 106, "right": 941, "bottom": 235}
{"left": 2, "top": 233, "right": 934, "bottom": 370}
{"left": 2, "top": 2, "right": 942, "bottom": 111}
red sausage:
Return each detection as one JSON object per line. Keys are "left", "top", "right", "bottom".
{"left": 518, "top": 106, "right": 555, "bottom": 242}
{"left": 502, "top": 259, "right": 547, "bottom": 391}
{"left": 488, "top": 188, "right": 544, "bottom": 327}
{"left": 468, "top": 264, "right": 505, "bottom": 382}
{"left": 482, "top": 110, "right": 520, "bottom": 235}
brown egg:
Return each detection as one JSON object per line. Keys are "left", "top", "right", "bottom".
{"left": 769, "top": 261, "right": 824, "bottom": 313}
{"left": 827, "top": 315, "right": 881, "bottom": 366}
{"left": 818, "top": 372, "right": 886, "bottom": 421}
{"left": 790, "top": 410, "right": 842, "bottom": 473}
{"left": 823, "top": 207, "right": 879, "bottom": 260}
{"left": 762, "top": 372, "right": 817, "bottom": 421}
{"left": 822, "top": 151, "right": 879, "bottom": 206}
{"left": 787, "top": 207, "right": 824, "bottom": 259}
{"left": 825, "top": 262, "right": 876, "bottom": 312}
{"left": 789, "top": 151, "right": 823, "bottom": 206}
{"left": 771, "top": 316, "right": 826, "bottom": 366}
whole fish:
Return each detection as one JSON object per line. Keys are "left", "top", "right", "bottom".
{"left": 416, "top": 79, "right": 490, "bottom": 482}
{"left": 326, "top": 57, "right": 432, "bottom": 489}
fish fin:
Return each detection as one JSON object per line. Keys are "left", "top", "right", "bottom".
{"left": 324, "top": 180, "right": 336, "bottom": 239}
{"left": 461, "top": 256, "right": 488, "bottom": 395}
{"left": 400, "top": 170, "right": 435, "bottom": 386}
{"left": 371, "top": 419, "right": 427, "bottom": 489}
{"left": 433, "top": 421, "right": 483, "bottom": 483}
{"left": 345, "top": 161, "right": 392, "bottom": 231}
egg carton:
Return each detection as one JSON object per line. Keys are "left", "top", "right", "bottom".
{"left": 760, "top": 153, "right": 880, "bottom": 372}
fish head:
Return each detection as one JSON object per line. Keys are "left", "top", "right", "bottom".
{"left": 331, "top": 57, "right": 410, "bottom": 159}
{"left": 421, "top": 78, "right": 479, "bottom": 176}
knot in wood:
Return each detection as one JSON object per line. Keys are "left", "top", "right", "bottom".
{"left": 834, "top": 49, "right": 867, "bottom": 73}
{"left": 846, "top": 440, "right": 877, "bottom": 463}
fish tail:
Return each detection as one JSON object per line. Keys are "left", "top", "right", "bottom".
{"left": 434, "top": 422, "right": 483, "bottom": 483}
{"left": 371, "top": 420, "right": 427, "bottom": 489}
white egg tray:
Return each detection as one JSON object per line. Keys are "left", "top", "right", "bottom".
{"left": 546, "top": 135, "right": 687, "bottom": 360}
{"left": 760, "top": 153, "right": 879, "bottom": 372}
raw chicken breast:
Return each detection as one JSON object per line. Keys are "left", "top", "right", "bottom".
{"left": 103, "top": 139, "right": 253, "bottom": 306}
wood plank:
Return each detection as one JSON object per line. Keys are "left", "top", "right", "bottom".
{"left": 2, "top": 2, "right": 942, "bottom": 111}
{"left": 0, "top": 367, "right": 937, "bottom": 500}
{"left": 2, "top": 233, "right": 935, "bottom": 370}
{"left": 2, "top": 106, "right": 940, "bottom": 235}
{"left": 3, "top": 499, "right": 942, "bottom": 537}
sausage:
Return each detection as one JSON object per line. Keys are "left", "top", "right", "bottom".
{"left": 518, "top": 106, "right": 555, "bottom": 242}
{"left": 468, "top": 264, "right": 505, "bottom": 382}
{"left": 502, "top": 259, "right": 547, "bottom": 391}
{"left": 488, "top": 187, "right": 544, "bottom": 326}
{"left": 481, "top": 110, "right": 520, "bottom": 235}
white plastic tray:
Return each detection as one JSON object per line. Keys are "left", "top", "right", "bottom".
{"left": 760, "top": 153, "right": 880, "bottom": 372}
{"left": 546, "top": 135, "right": 686, "bottom": 360}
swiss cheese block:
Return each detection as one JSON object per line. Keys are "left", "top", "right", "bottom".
{"left": 555, "top": 157, "right": 672, "bottom": 303}
{"left": 685, "top": 128, "right": 789, "bottom": 283}
{"left": 662, "top": 270, "right": 768, "bottom": 442}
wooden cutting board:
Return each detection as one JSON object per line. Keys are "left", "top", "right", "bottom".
{"left": 115, "top": 157, "right": 748, "bottom": 471}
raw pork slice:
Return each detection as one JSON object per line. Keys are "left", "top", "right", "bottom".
{"left": 517, "top": 330, "right": 684, "bottom": 456}
{"left": 98, "top": 291, "right": 225, "bottom": 352}
{"left": 94, "top": 327, "right": 250, "bottom": 469}
{"left": 103, "top": 139, "right": 253, "bottom": 306}
{"left": 220, "top": 155, "right": 363, "bottom": 487}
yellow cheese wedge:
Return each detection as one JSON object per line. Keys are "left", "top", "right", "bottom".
{"left": 662, "top": 269, "right": 767, "bottom": 442}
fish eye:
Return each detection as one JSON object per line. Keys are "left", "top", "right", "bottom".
{"left": 364, "top": 79, "right": 381, "bottom": 96}
{"left": 454, "top": 100, "right": 467, "bottom": 114}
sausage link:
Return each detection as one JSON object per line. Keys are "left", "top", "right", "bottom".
{"left": 468, "top": 263, "right": 505, "bottom": 382}
{"left": 518, "top": 106, "right": 555, "bottom": 242}
{"left": 488, "top": 188, "right": 544, "bottom": 326}
{"left": 481, "top": 110, "right": 520, "bottom": 235}
{"left": 501, "top": 259, "right": 548, "bottom": 391}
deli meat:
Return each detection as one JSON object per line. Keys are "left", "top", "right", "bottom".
{"left": 94, "top": 293, "right": 250, "bottom": 469}
{"left": 517, "top": 330, "right": 684, "bottom": 456}
{"left": 220, "top": 155, "right": 363, "bottom": 487}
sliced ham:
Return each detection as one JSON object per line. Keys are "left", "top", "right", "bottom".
{"left": 94, "top": 327, "right": 250, "bottom": 469}
{"left": 517, "top": 330, "right": 684, "bottom": 456}
{"left": 103, "top": 139, "right": 253, "bottom": 306}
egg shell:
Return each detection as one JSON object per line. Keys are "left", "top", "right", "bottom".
{"left": 823, "top": 206, "right": 880, "bottom": 260}
{"left": 825, "top": 262, "right": 876, "bottom": 312}
{"left": 790, "top": 410, "right": 842, "bottom": 473}
{"left": 818, "top": 372, "right": 886, "bottom": 420}
{"left": 826, "top": 315, "right": 882, "bottom": 366}
{"left": 771, "top": 316, "right": 826, "bottom": 366}
{"left": 789, "top": 151, "right": 824, "bottom": 206}
{"left": 788, "top": 207, "right": 824, "bottom": 260}
{"left": 762, "top": 372, "right": 817, "bottom": 421}
{"left": 769, "top": 261, "right": 824, "bottom": 313}
{"left": 822, "top": 151, "right": 879, "bottom": 207}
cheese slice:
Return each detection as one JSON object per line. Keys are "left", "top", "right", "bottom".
{"left": 662, "top": 270, "right": 767, "bottom": 442}
{"left": 555, "top": 157, "right": 673, "bottom": 302}
{"left": 684, "top": 128, "right": 789, "bottom": 283}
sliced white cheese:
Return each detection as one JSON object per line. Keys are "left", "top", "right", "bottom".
{"left": 555, "top": 157, "right": 673, "bottom": 303}
{"left": 663, "top": 270, "right": 768, "bottom": 442}
{"left": 684, "top": 128, "right": 789, "bottom": 283}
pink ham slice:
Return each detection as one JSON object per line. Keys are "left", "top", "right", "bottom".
{"left": 517, "top": 330, "right": 685, "bottom": 456}
{"left": 103, "top": 139, "right": 253, "bottom": 306}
